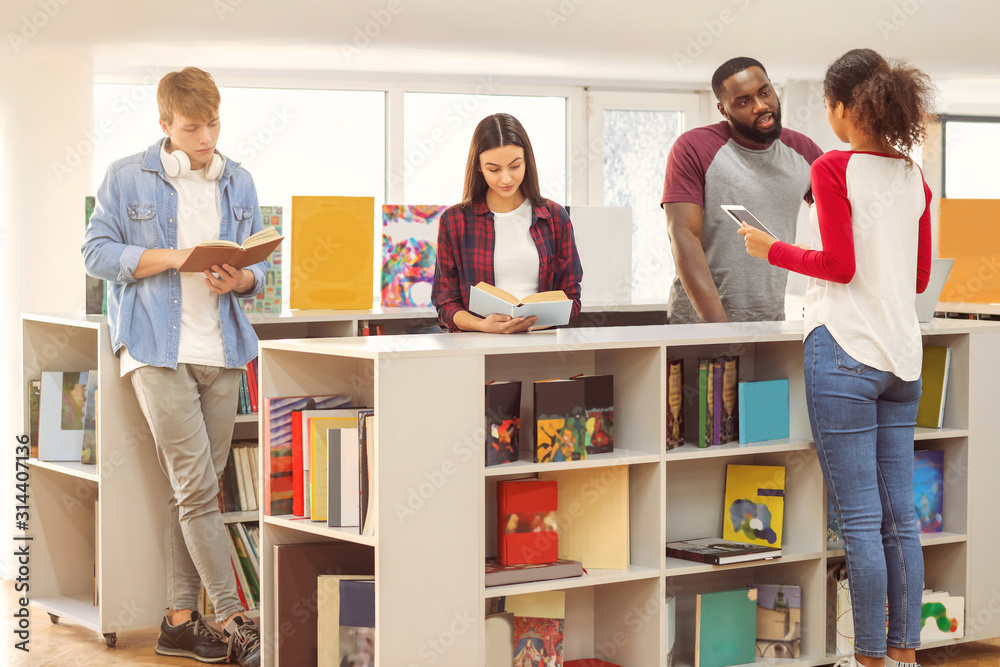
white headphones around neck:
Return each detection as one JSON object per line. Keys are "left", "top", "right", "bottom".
{"left": 162, "top": 141, "right": 225, "bottom": 180}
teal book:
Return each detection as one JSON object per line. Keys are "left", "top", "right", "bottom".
{"left": 738, "top": 379, "right": 789, "bottom": 444}
{"left": 695, "top": 588, "right": 758, "bottom": 667}
{"left": 698, "top": 359, "right": 712, "bottom": 448}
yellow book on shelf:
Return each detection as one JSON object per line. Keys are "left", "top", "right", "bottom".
{"left": 722, "top": 464, "right": 785, "bottom": 548}
{"left": 538, "top": 465, "right": 629, "bottom": 569}
{"left": 290, "top": 196, "right": 374, "bottom": 309}
{"left": 916, "top": 345, "right": 951, "bottom": 428}
{"left": 308, "top": 415, "right": 358, "bottom": 522}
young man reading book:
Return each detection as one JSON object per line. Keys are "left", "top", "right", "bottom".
{"left": 82, "top": 67, "right": 263, "bottom": 667}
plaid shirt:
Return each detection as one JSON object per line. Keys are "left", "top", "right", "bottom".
{"left": 431, "top": 199, "right": 583, "bottom": 332}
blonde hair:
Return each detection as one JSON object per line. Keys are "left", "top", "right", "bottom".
{"left": 157, "top": 67, "right": 221, "bottom": 125}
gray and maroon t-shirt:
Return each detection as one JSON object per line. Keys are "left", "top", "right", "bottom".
{"left": 661, "top": 121, "right": 822, "bottom": 324}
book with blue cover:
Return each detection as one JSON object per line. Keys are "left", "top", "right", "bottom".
{"left": 913, "top": 450, "right": 944, "bottom": 533}
{"left": 738, "top": 379, "right": 789, "bottom": 443}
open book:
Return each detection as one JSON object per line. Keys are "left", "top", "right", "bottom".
{"left": 468, "top": 282, "right": 572, "bottom": 328}
{"left": 178, "top": 226, "right": 283, "bottom": 272}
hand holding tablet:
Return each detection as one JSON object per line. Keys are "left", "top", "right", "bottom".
{"left": 721, "top": 204, "right": 780, "bottom": 240}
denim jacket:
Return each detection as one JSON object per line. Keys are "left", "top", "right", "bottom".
{"left": 82, "top": 139, "right": 265, "bottom": 369}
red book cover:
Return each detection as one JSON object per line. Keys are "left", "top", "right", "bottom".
{"left": 290, "top": 410, "right": 304, "bottom": 517}
{"left": 246, "top": 359, "right": 258, "bottom": 413}
{"left": 230, "top": 558, "right": 249, "bottom": 610}
{"left": 497, "top": 479, "right": 558, "bottom": 565}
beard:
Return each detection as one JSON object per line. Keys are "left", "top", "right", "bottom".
{"left": 729, "top": 102, "right": 783, "bottom": 146}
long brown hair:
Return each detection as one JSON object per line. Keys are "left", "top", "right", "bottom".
{"left": 460, "top": 113, "right": 546, "bottom": 208}
{"left": 824, "top": 48, "right": 935, "bottom": 158}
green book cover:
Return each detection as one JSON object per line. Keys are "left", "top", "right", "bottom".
{"left": 695, "top": 587, "right": 758, "bottom": 667}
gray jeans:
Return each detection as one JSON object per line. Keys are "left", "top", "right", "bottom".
{"left": 131, "top": 363, "right": 244, "bottom": 623}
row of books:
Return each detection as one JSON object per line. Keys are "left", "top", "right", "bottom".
{"left": 199, "top": 521, "right": 261, "bottom": 615}
{"left": 486, "top": 373, "right": 614, "bottom": 466}
{"left": 692, "top": 585, "right": 802, "bottom": 667}
{"left": 217, "top": 442, "right": 260, "bottom": 514}
{"left": 262, "top": 395, "right": 375, "bottom": 534}
{"left": 236, "top": 358, "right": 260, "bottom": 415}
{"left": 29, "top": 370, "right": 99, "bottom": 464}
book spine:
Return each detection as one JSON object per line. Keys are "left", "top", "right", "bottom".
{"left": 698, "top": 360, "right": 709, "bottom": 448}
{"left": 712, "top": 359, "right": 723, "bottom": 447}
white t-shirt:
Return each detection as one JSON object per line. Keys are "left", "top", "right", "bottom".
{"left": 120, "top": 148, "right": 225, "bottom": 376}
{"left": 492, "top": 199, "right": 539, "bottom": 299}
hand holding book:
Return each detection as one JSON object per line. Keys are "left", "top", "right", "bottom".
{"left": 178, "top": 226, "right": 283, "bottom": 272}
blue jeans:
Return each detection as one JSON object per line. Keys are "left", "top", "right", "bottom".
{"left": 804, "top": 326, "right": 923, "bottom": 657}
{"left": 131, "top": 363, "right": 244, "bottom": 623}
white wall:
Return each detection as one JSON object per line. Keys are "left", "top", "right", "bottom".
{"left": 0, "top": 51, "right": 95, "bottom": 578}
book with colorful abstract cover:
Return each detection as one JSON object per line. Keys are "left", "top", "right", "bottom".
{"left": 486, "top": 381, "right": 520, "bottom": 466}
{"left": 261, "top": 394, "right": 352, "bottom": 516}
{"left": 722, "top": 464, "right": 785, "bottom": 548}
{"left": 913, "top": 449, "right": 944, "bottom": 533}
{"left": 497, "top": 479, "right": 558, "bottom": 565}
{"left": 716, "top": 356, "right": 739, "bottom": 444}
{"left": 339, "top": 579, "right": 375, "bottom": 666}
{"left": 666, "top": 358, "right": 684, "bottom": 449}
{"left": 534, "top": 378, "right": 588, "bottom": 462}
{"left": 380, "top": 204, "right": 446, "bottom": 307}
{"left": 572, "top": 374, "right": 614, "bottom": 455}
{"left": 240, "top": 205, "right": 283, "bottom": 314}
{"left": 506, "top": 591, "right": 565, "bottom": 667}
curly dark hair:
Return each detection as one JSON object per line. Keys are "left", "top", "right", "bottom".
{"left": 824, "top": 48, "right": 935, "bottom": 157}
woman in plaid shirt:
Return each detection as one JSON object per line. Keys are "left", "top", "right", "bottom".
{"left": 431, "top": 113, "right": 583, "bottom": 333}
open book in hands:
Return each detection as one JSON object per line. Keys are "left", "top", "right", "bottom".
{"left": 468, "top": 282, "right": 572, "bottom": 328}
{"left": 178, "top": 226, "right": 283, "bottom": 272}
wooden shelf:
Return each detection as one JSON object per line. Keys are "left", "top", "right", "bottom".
{"left": 28, "top": 459, "right": 99, "bottom": 483}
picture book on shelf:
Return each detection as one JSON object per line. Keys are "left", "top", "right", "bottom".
{"left": 716, "top": 355, "right": 739, "bottom": 444}
{"left": 497, "top": 479, "right": 559, "bottom": 565}
{"left": 695, "top": 587, "right": 758, "bottom": 667}
{"left": 486, "top": 380, "right": 521, "bottom": 466}
{"left": 27, "top": 379, "right": 40, "bottom": 459}
{"left": 913, "top": 449, "right": 944, "bottom": 533}
{"left": 738, "top": 379, "right": 789, "bottom": 443}
{"left": 290, "top": 195, "right": 374, "bottom": 309}
{"left": 916, "top": 345, "right": 951, "bottom": 428}
{"left": 80, "top": 370, "right": 98, "bottom": 465}
{"left": 485, "top": 557, "right": 583, "bottom": 587}
{"left": 261, "top": 394, "right": 352, "bottom": 516}
{"left": 538, "top": 465, "right": 629, "bottom": 569}
{"left": 240, "top": 205, "right": 283, "bottom": 314}
{"left": 469, "top": 282, "right": 572, "bottom": 328}
{"left": 755, "top": 584, "right": 802, "bottom": 659}
{"left": 827, "top": 564, "right": 853, "bottom": 655}
{"left": 38, "top": 370, "right": 89, "bottom": 461}
{"left": 920, "top": 592, "right": 964, "bottom": 641}
{"left": 666, "top": 537, "right": 781, "bottom": 565}
{"left": 338, "top": 579, "right": 376, "bottom": 667}
{"left": 380, "top": 204, "right": 446, "bottom": 307}
{"left": 178, "top": 225, "right": 283, "bottom": 272}
{"left": 722, "top": 464, "right": 785, "bottom": 547}
{"left": 666, "top": 358, "right": 684, "bottom": 450}
{"left": 506, "top": 591, "right": 565, "bottom": 667}
{"left": 307, "top": 410, "right": 362, "bottom": 523}
{"left": 534, "top": 378, "right": 588, "bottom": 462}
{"left": 698, "top": 358, "right": 714, "bottom": 447}
{"left": 573, "top": 373, "right": 614, "bottom": 455}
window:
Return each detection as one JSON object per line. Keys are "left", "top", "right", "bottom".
{"left": 402, "top": 92, "right": 567, "bottom": 205}
{"left": 942, "top": 116, "right": 1000, "bottom": 198}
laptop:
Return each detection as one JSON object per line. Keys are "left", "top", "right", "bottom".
{"left": 916, "top": 258, "right": 954, "bottom": 323}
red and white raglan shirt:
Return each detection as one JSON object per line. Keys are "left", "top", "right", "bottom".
{"left": 768, "top": 151, "right": 933, "bottom": 380}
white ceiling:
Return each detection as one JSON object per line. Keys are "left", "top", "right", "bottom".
{"left": 4, "top": 0, "right": 1000, "bottom": 108}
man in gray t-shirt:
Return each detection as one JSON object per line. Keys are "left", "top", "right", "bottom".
{"left": 661, "top": 56, "right": 823, "bottom": 324}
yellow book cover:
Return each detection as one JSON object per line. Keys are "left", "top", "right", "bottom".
{"left": 308, "top": 415, "right": 358, "bottom": 522}
{"left": 722, "top": 464, "right": 785, "bottom": 548}
{"left": 504, "top": 590, "right": 565, "bottom": 619}
{"left": 291, "top": 196, "right": 374, "bottom": 309}
{"left": 538, "top": 465, "right": 629, "bottom": 569}
{"left": 916, "top": 346, "right": 951, "bottom": 428}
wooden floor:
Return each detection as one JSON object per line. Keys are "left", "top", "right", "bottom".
{"left": 1, "top": 579, "right": 998, "bottom": 666}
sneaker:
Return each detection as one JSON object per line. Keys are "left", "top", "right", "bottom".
{"left": 834, "top": 655, "right": 859, "bottom": 667}
{"left": 886, "top": 656, "right": 922, "bottom": 667}
{"left": 154, "top": 611, "right": 228, "bottom": 663}
{"left": 224, "top": 615, "right": 262, "bottom": 667}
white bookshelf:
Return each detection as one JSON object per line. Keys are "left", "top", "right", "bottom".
{"left": 254, "top": 318, "right": 1000, "bottom": 667}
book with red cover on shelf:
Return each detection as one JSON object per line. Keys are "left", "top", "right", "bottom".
{"left": 497, "top": 479, "right": 559, "bottom": 565}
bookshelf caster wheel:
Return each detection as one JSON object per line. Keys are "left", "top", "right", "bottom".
{"left": 48, "top": 613, "right": 59, "bottom": 624}
{"left": 104, "top": 633, "right": 117, "bottom": 648}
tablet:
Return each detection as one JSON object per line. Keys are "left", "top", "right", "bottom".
{"left": 721, "top": 204, "right": 779, "bottom": 240}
